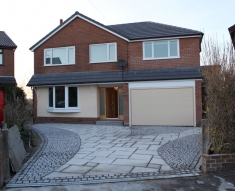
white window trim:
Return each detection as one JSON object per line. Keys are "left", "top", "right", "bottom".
{"left": 44, "top": 46, "right": 75, "bottom": 66}
{"left": 89, "top": 42, "right": 117, "bottom": 63}
{"left": 47, "top": 86, "right": 81, "bottom": 113}
{"left": 143, "top": 39, "right": 180, "bottom": 60}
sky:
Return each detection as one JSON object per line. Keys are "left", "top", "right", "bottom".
{"left": 1, "top": 0, "right": 235, "bottom": 97}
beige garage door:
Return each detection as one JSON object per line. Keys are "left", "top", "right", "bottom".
{"left": 131, "top": 88, "right": 194, "bottom": 126}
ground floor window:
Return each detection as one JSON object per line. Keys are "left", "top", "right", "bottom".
{"left": 48, "top": 86, "right": 79, "bottom": 112}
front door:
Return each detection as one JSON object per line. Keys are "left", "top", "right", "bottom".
{"left": 106, "top": 88, "right": 118, "bottom": 118}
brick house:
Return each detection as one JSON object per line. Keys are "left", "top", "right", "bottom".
{"left": 0, "top": 31, "right": 17, "bottom": 123}
{"left": 27, "top": 11, "right": 203, "bottom": 126}
{"left": 229, "top": 24, "right": 235, "bottom": 49}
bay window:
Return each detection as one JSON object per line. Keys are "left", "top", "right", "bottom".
{"left": 47, "top": 86, "right": 81, "bottom": 112}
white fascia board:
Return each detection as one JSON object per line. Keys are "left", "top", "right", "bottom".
{"left": 30, "top": 15, "right": 129, "bottom": 52}
{"left": 129, "top": 35, "right": 203, "bottom": 42}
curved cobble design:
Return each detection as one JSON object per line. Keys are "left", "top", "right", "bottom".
{"left": 158, "top": 134, "right": 202, "bottom": 170}
{"left": 9, "top": 124, "right": 81, "bottom": 181}
{"left": 130, "top": 126, "right": 188, "bottom": 136}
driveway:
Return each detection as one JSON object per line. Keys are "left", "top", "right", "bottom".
{"left": 6, "top": 124, "right": 202, "bottom": 188}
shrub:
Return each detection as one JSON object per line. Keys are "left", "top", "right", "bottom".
{"left": 202, "top": 38, "right": 235, "bottom": 154}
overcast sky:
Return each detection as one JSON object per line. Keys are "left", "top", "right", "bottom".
{"left": 1, "top": 0, "right": 235, "bottom": 96}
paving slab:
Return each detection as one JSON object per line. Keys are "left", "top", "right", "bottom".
{"left": 62, "top": 165, "right": 92, "bottom": 174}
{"left": 131, "top": 167, "right": 159, "bottom": 173}
{"left": 112, "top": 158, "right": 149, "bottom": 167}
{"left": 89, "top": 157, "right": 116, "bottom": 164}
{"left": 86, "top": 164, "right": 133, "bottom": 175}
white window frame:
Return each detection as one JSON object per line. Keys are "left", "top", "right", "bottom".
{"left": 143, "top": 39, "right": 180, "bottom": 60}
{"left": 44, "top": 46, "right": 75, "bottom": 66}
{"left": 89, "top": 42, "right": 117, "bottom": 63}
{"left": 47, "top": 86, "right": 81, "bottom": 113}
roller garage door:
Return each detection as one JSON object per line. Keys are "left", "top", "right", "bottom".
{"left": 130, "top": 88, "right": 194, "bottom": 126}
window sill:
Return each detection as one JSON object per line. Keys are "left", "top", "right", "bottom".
{"left": 44, "top": 63, "right": 75, "bottom": 67}
{"left": 47, "top": 108, "right": 82, "bottom": 113}
{"left": 90, "top": 60, "right": 117, "bottom": 64}
{"left": 143, "top": 56, "right": 180, "bottom": 60}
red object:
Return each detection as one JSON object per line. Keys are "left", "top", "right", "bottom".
{"left": 0, "top": 90, "right": 4, "bottom": 123}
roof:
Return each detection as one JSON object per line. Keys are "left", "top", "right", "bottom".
{"left": 0, "top": 31, "right": 17, "bottom": 49}
{"left": 30, "top": 11, "right": 203, "bottom": 51}
{"left": 27, "top": 67, "right": 202, "bottom": 86}
{"left": 108, "top": 22, "right": 203, "bottom": 41}
{"left": 0, "top": 76, "right": 17, "bottom": 84}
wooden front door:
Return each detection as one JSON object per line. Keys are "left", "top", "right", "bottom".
{"left": 106, "top": 88, "right": 118, "bottom": 118}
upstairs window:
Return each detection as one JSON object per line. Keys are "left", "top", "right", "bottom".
{"left": 47, "top": 86, "right": 80, "bottom": 113}
{"left": 89, "top": 43, "right": 117, "bottom": 63}
{"left": 44, "top": 46, "right": 75, "bottom": 66}
{"left": 143, "top": 40, "right": 179, "bottom": 60}
{"left": 0, "top": 49, "right": 3, "bottom": 65}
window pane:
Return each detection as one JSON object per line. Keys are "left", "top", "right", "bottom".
{"left": 68, "top": 87, "right": 77, "bottom": 107}
{"left": 109, "top": 44, "right": 115, "bottom": 61}
{"left": 55, "top": 86, "right": 65, "bottom": 108}
{"left": 0, "top": 49, "right": 2, "bottom": 53}
{"left": 144, "top": 42, "right": 152, "bottom": 58}
{"left": 45, "top": 50, "right": 51, "bottom": 64}
{"left": 100, "top": 89, "right": 105, "bottom": 115}
{"left": 68, "top": 48, "right": 75, "bottom": 63}
{"left": 170, "top": 41, "right": 178, "bottom": 57}
{"left": 90, "top": 44, "right": 107, "bottom": 62}
{"left": 154, "top": 41, "right": 168, "bottom": 58}
{"left": 52, "top": 48, "right": 66, "bottom": 64}
{"left": 0, "top": 54, "right": 2, "bottom": 65}
{"left": 49, "top": 87, "right": 53, "bottom": 107}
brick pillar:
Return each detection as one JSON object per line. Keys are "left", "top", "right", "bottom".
{"left": 195, "top": 80, "right": 202, "bottom": 126}
{"left": 123, "top": 83, "right": 129, "bottom": 126}
{"left": 0, "top": 135, "right": 3, "bottom": 188}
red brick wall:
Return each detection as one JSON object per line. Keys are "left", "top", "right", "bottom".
{"left": 34, "top": 117, "right": 98, "bottom": 124}
{"left": 34, "top": 17, "right": 201, "bottom": 75}
{"left": 34, "top": 18, "right": 128, "bottom": 74}
{"left": 195, "top": 80, "right": 202, "bottom": 126}
{"left": 0, "top": 49, "right": 14, "bottom": 76}
{"left": 202, "top": 153, "right": 235, "bottom": 173}
{"left": 123, "top": 83, "right": 129, "bottom": 126}
{"left": 128, "top": 38, "right": 200, "bottom": 70}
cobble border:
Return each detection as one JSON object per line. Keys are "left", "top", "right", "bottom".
{"left": 6, "top": 170, "right": 201, "bottom": 188}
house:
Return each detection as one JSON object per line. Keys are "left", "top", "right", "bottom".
{"left": 0, "top": 31, "right": 17, "bottom": 124}
{"left": 27, "top": 11, "right": 203, "bottom": 127}
{"left": 229, "top": 24, "right": 235, "bottom": 49}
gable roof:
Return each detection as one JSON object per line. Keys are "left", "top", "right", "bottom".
{"left": 30, "top": 11, "right": 203, "bottom": 52}
{"left": 0, "top": 31, "right": 17, "bottom": 49}
{"left": 27, "top": 66, "right": 202, "bottom": 86}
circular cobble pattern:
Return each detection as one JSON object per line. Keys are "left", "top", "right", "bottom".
{"left": 158, "top": 134, "right": 202, "bottom": 170}
{"left": 18, "top": 125, "right": 81, "bottom": 179}
{"left": 130, "top": 126, "right": 189, "bottom": 136}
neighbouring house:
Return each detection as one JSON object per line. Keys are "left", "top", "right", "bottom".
{"left": 0, "top": 31, "right": 17, "bottom": 124}
{"left": 229, "top": 24, "right": 235, "bottom": 49}
{"left": 27, "top": 11, "right": 203, "bottom": 126}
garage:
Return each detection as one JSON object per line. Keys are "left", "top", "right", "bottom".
{"left": 130, "top": 87, "right": 194, "bottom": 126}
